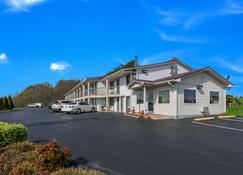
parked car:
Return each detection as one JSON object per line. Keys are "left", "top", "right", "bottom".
{"left": 51, "top": 100, "right": 72, "bottom": 112}
{"left": 61, "top": 101, "right": 95, "bottom": 114}
{"left": 27, "top": 103, "right": 43, "bottom": 108}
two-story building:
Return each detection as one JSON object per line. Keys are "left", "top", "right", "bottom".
{"left": 64, "top": 58, "right": 233, "bottom": 119}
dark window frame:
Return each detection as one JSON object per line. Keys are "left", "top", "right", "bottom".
{"left": 210, "top": 91, "right": 219, "bottom": 104}
{"left": 184, "top": 89, "right": 196, "bottom": 104}
{"left": 137, "top": 93, "right": 144, "bottom": 104}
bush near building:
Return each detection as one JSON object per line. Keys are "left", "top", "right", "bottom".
{"left": 0, "top": 139, "right": 105, "bottom": 175}
{"left": 226, "top": 96, "right": 243, "bottom": 116}
{"left": 0, "top": 122, "right": 28, "bottom": 147}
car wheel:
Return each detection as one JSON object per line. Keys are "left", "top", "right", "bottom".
{"left": 92, "top": 107, "right": 96, "bottom": 112}
{"left": 76, "top": 108, "right": 81, "bottom": 114}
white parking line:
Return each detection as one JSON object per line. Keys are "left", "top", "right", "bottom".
{"left": 235, "top": 117, "right": 243, "bottom": 120}
{"left": 221, "top": 118, "right": 243, "bottom": 123}
{"left": 192, "top": 121, "right": 243, "bottom": 132}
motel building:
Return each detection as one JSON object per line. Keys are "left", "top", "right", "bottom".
{"left": 64, "top": 58, "right": 233, "bottom": 119}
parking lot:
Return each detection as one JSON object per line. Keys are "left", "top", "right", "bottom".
{"left": 192, "top": 116, "right": 243, "bottom": 132}
{"left": 1, "top": 108, "right": 243, "bottom": 175}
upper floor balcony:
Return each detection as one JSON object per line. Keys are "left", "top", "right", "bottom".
{"left": 81, "top": 86, "right": 120, "bottom": 98}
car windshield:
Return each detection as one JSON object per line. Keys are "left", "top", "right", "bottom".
{"left": 62, "top": 101, "right": 72, "bottom": 104}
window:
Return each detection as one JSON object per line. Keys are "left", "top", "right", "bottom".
{"left": 158, "top": 90, "right": 170, "bottom": 103}
{"left": 210, "top": 91, "right": 219, "bottom": 104}
{"left": 126, "top": 75, "right": 131, "bottom": 86}
{"left": 184, "top": 89, "right": 196, "bottom": 103}
{"left": 137, "top": 93, "right": 144, "bottom": 104}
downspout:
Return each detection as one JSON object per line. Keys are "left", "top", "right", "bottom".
{"left": 168, "top": 81, "right": 179, "bottom": 119}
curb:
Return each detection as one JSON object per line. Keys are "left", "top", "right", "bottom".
{"left": 218, "top": 115, "right": 236, "bottom": 119}
{"left": 193, "top": 117, "right": 215, "bottom": 121}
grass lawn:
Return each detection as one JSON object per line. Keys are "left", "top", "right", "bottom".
{"left": 0, "top": 108, "right": 23, "bottom": 113}
{"left": 225, "top": 98, "right": 243, "bottom": 116}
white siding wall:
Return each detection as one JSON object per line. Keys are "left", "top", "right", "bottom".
{"left": 131, "top": 90, "right": 145, "bottom": 112}
{"left": 119, "top": 76, "right": 131, "bottom": 96}
{"left": 97, "top": 81, "right": 105, "bottom": 88}
{"left": 153, "top": 85, "right": 177, "bottom": 117}
{"left": 136, "top": 64, "right": 188, "bottom": 81}
{"left": 131, "top": 85, "right": 177, "bottom": 117}
{"left": 96, "top": 98, "right": 106, "bottom": 112}
{"left": 176, "top": 72, "right": 226, "bottom": 118}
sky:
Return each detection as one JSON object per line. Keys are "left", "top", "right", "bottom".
{"left": 0, "top": 0, "right": 243, "bottom": 96}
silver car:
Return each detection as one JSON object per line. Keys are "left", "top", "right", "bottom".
{"left": 61, "top": 101, "right": 95, "bottom": 114}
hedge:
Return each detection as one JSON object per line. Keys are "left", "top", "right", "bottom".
{"left": 0, "top": 122, "right": 28, "bottom": 147}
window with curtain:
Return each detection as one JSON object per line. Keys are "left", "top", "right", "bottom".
{"left": 210, "top": 91, "right": 219, "bottom": 104}
{"left": 158, "top": 90, "right": 170, "bottom": 103}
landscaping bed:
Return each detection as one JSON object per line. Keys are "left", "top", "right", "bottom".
{"left": 0, "top": 122, "right": 105, "bottom": 175}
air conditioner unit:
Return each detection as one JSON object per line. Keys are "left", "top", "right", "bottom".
{"left": 201, "top": 107, "right": 209, "bottom": 115}
{"left": 197, "top": 85, "right": 203, "bottom": 90}
{"left": 142, "top": 69, "right": 147, "bottom": 74}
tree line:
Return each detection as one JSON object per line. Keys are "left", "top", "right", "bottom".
{"left": 13, "top": 80, "right": 80, "bottom": 107}
{"left": 0, "top": 96, "right": 15, "bottom": 111}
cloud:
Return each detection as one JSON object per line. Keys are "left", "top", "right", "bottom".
{"left": 155, "top": 0, "right": 243, "bottom": 30}
{"left": 155, "top": 29, "right": 204, "bottom": 43}
{"left": 221, "top": 0, "right": 243, "bottom": 15}
{"left": 156, "top": 7, "right": 185, "bottom": 26}
{"left": 50, "top": 62, "right": 71, "bottom": 71}
{"left": 214, "top": 57, "right": 243, "bottom": 73}
{"left": 0, "top": 53, "right": 8, "bottom": 64}
{"left": 221, "top": 62, "right": 243, "bottom": 73}
{"left": 4, "top": 0, "right": 45, "bottom": 12}
{"left": 140, "top": 50, "right": 192, "bottom": 65}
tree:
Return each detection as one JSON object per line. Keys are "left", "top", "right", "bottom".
{"left": 0, "top": 97, "right": 3, "bottom": 110}
{"left": 106, "top": 57, "right": 138, "bottom": 76}
{"left": 8, "top": 96, "right": 14, "bottom": 109}
{"left": 3, "top": 96, "right": 9, "bottom": 110}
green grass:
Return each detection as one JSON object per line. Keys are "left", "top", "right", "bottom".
{"left": 225, "top": 98, "right": 243, "bottom": 116}
{"left": 0, "top": 108, "right": 23, "bottom": 113}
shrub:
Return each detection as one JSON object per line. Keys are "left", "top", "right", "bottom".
{"left": 9, "top": 161, "right": 36, "bottom": 175}
{"left": 52, "top": 168, "right": 105, "bottom": 175}
{"left": 0, "top": 142, "right": 34, "bottom": 175}
{"left": 0, "top": 122, "right": 28, "bottom": 147}
{"left": 34, "top": 140, "right": 72, "bottom": 172}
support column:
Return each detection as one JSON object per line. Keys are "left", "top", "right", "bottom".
{"left": 106, "top": 79, "right": 109, "bottom": 95}
{"left": 143, "top": 86, "right": 146, "bottom": 114}
{"left": 124, "top": 96, "right": 127, "bottom": 113}
{"left": 87, "top": 82, "right": 90, "bottom": 104}
{"left": 119, "top": 97, "right": 122, "bottom": 112}
{"left": 106, "top": 79, "right": 109, "bottom": 111}
{"left": 82, "top": 85, "right": 85, "bottom": 97}
{"left": 78, "top": 87, "right": 81, "bottom": 98}
{"left": 106, "top": 97, "right": 109, "bottom": 111}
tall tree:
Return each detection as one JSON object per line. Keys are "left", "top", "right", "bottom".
{"left": 8, "top": 96, "right": 14, "bottom": 109}
{"left": 0, "top": 97, "right": 3, "bottom": 110}
{"left": 3, "top": 96, "right": 9, "bottom": 110}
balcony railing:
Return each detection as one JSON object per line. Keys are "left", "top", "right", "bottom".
{"left": 72, "top": 86, "right": 121, "bottom": 99}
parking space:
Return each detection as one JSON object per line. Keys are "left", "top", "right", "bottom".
{"left": 1, "top": 108, "right": 243, "bottom": 175}
{"left": 192, "top": 117, "right": 243, "bottom": 132}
